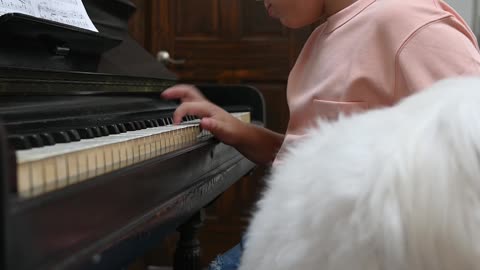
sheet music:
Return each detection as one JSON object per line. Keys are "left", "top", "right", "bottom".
{"left": 0, "top": 0, "right": 98, "bottom": 32}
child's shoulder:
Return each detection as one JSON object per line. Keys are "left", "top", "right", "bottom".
{"left": 368, "top": 0, "right": 455, "bottom": 31}
{"left": 362, "top": 0, "right": 463, "bottom": 48}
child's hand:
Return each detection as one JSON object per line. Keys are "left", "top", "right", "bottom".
{"left": 162, "top": 84, "right": 285, "bottom": 165}
{"left": 161, "top": 84, "right": 246, "bottom": 146}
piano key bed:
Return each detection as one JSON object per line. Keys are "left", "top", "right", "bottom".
{"left": 16, "top": 112, "right": 251, "bottom": 198}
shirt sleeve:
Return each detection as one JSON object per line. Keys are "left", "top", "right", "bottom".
{"left": 396, "top": 17, "right": 480, "bottom": 94}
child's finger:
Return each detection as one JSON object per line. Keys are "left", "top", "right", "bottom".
{"left": 200, "top": 117, "right": 217, "bottom": 132}
{"left": 173, "top": 101, "right": 216, "bottom": 124}
{"left": 201, "top": 117, "right": 227, "bottom": 140}
{"left": 201, "top": 117, "right": 238, "bottom": 146}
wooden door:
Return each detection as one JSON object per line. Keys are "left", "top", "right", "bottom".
{"left": 151, "top": 0, "right": 308, "bottom": 83}
{"left": 128, "top": 0, "right": 312, "bottom": 267}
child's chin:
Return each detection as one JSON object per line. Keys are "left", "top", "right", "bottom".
{"left": 281, "top": 18, "right": 316, "bottom": 29}
{"left": 280, "top": 20, "right": 305, "bottom": 29}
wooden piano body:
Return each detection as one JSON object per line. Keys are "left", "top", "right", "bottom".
{"left": 0, "top": 1, "right": 265, "bottom": 269}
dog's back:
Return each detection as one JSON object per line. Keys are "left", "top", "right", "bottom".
{"left": 239, "top": 78, "right": 480, "bottom": 270}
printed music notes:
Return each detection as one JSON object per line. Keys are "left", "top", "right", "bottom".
{"left": 0, "top": 0, "right": 30, "bottom": 13}
{"left": 0, "top": 0, "right": 98, "bottom": 32}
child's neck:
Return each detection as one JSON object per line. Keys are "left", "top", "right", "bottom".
{"left": 325, "top": 0, "right": 359, "bottom": 17}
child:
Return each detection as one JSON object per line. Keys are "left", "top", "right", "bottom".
{"left": 161, "top": 0, "right": 480, "bottom": 269}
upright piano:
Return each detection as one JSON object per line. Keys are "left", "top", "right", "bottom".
{"left": 0, "top": 1, "right": 265, "bottom": 269}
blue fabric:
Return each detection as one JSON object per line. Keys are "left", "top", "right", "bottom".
{"left": 208, "top": 238, "right": 245, "bottom": 270}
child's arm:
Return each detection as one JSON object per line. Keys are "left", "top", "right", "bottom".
{"left": 161, "top": 85, "right": 284, "bottom": 165}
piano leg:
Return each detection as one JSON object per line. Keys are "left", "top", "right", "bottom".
{"left": 173, "top": 210, "right": 205, "bottom": 270}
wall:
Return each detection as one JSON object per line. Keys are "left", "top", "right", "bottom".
{"left": 445, "top": 0, "right": 475, "bottom": 31}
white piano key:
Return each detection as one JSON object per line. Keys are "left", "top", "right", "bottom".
{"left": 17, "top": 163, "right": 31, "bottom": 196}
{"left": 56, "top": 156, "right": 68, "bottom": 188}
{"left": 87, "top": 151, "right": 97, "bottom": 178}
{"left": 67, "top": 154, "right": 79, "bottom": 184}
{"left": 30, "top": 161, "right": 44, "bottom": 195}
{"left": 44, "top": 158, "right": 57, "bottom": 192}
{"left": 77, "top": 152, "right": 88, "bottom": 181}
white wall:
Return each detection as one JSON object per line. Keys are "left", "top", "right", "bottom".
{"left": 445, "top": 0, "right": 475, "bottom": 30}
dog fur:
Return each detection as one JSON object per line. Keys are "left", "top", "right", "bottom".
{"left": 238, "top": 77, "right": 480, "bottom": 270}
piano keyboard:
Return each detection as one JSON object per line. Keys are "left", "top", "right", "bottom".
{"left": 16, "top": 112, "right": 251, "bottom": 198}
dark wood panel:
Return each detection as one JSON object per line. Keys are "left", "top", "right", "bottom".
{"left": 150, "top": 0, "right": 309, "bottom": 82}
{"left": 128, "top": 0, "right": 148, "bottom": 48}
{"left": 172, "top": 41, "right": 291, "bottom": 81}
{"left": 240, "top": 0, "right": 286, "bottom": 38}
{"left": 175, "top": 0, "right": 221, "bottom": 38}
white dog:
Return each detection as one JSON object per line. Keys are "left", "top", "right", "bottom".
{"left": 238, "top": 77, "right": 480, "bottom": 270}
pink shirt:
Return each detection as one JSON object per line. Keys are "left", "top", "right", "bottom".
{"left": 275, "top": 0, "right": 480, "bottom": 162}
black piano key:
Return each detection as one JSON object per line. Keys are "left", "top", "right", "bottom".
{"left": 107, "top": 125, "right": 120, "bottom": 134}
{"left": 158, "top": 119, "right": 167, "bottom": 126}
{"left": 140, "top": 121, "right": 147, "bottom": 129}
{"left": 10, "top": 136, "right": 32, "bottom": 150}
{"left": 145, "top": 120, "right": 154, "bottom": 128}
{"left": 100, "top": 126, "right": 109, "bottom": 136}
{"left": 182, "top": 116, "right": 188, "bottom": 122}
{"left": 40, "top": 133, "right": 55, "bottom": 146}
{"left": 67, "top": 130, "right": 81, "bottom": 141}
{"left": 52, "top": 131, "right": 71, "bottom": 143}
{"left": 126, "top": 122, "right": 136, "bottom": 131}
{"left": 134, "top": 121, "right": 142, "bottom": 130}
{"left": 27, "top": 134, "right": 44, "bottom": 148}
{"left": 77, "top": 128, "right": 94, "bottom": 139}
{"left": 151, "top": 120, "right": 160, "bottom": 127}
{"left": 117, "top": 123, "right": 127, "bottom": 133}
{"left": 92, "top": 127, "right": 102, "bottom": 137}
{"left": 168, "top": 117, "right": 174, "bottom": 125}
